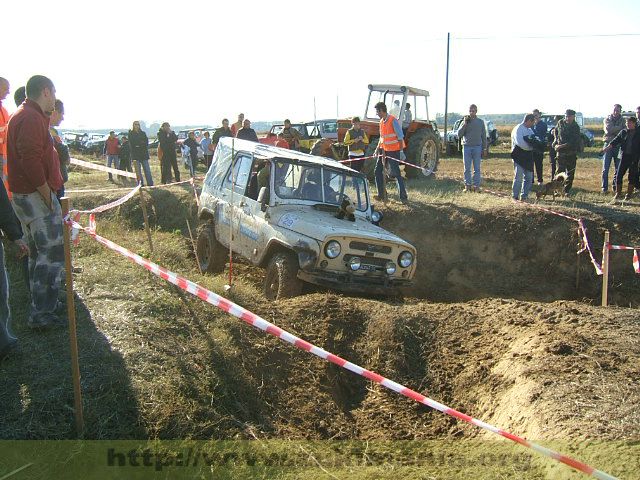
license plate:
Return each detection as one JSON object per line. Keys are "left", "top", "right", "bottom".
{"left": 359, "top": 264, "right": 376, "bottom": 272}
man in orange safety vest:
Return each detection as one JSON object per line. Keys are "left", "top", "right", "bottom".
{"left": 374, "top": 101, "right": 408, "bottom": 204}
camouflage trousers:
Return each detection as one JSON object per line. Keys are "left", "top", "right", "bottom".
{"left": 11, "top": 191, "right": 64, "bottom": 323}
{"left": 0, "top": 241, "right": 16, "bottom": 347}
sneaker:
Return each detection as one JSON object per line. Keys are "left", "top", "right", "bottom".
{"left": 463, "top": 186, "right": 471, "bottom": 192}
{"left": 0, "top": 338, "right": 18, "bottom": 360}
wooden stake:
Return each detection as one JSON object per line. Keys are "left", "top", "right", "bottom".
{"left": 60, "top": 197, "right": 84, "bottom": 437}
{"left": 138, "top": 187, "right": 153, "bottom": 252}
{"left": 575, "top": 250, "right": 581, "bottom": 290}
{"left": 601, "top": 230, "right": 610, "bottom": 307}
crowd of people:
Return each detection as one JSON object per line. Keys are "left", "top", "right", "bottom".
{"left": 455, "top": 103, "right": 640, "bottom": 202}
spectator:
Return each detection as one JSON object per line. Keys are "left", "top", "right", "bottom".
{"left": 211, "top": 118, "right": 233, "bottom": 153}
{"left": 601, "top": 104, "right": 625, "bottom": 194}
{"left": 7, "top": 74, "right": 65, "bottom": 328}
{"left": 402, "top": 103, "right": 412, "bottom": 131}
{"left": 157, "top": 122, "right": 180, "bottom": 183}
{"left": 278, "top": 119, "right": 302, "bottom": 151}
{"left": 104, "top": 131, "right": 120, "bottom": 182}
{"left": 603, "top": 116, "right": 640, "bottom": 200}
{"left": 531, "top": 109, "right": 547, "bottom": 184}
{"left": 0, "top": 179, "right": 28, "bottom": 359}
{"left": 13, "top": 86, "right": 26, "bottom": 108}
{"left": 390, "top": 99, "right": 401, "bottom": 117}
{"left": 231, "top": 113, "right": 244, "bottom": 137}
{"left": 554, "top": 109, "right": 581, "bottom": 194}
{"left": 343, "top": 116, "right": 369, "bottom": 172}
{"left": 236, "top": 119, "right": 258, "bottom": 142}
{"left": 200, "top": 131, "right": 213, "bottom": 167}
{"left": 129, "top": 120, "right": 153, "bottom": 186}
{"left": 374, "top": 102, "right": 408, "bottom": 204}
{"left": 457, "top": 104, "right": 487, "bottom": 192}
{"left": 0, "top": 78, "right": 10, "bottom": 197}
{"left": 510, "top": 114, "right": 537, "bottom": 201}
{"left": 49, "top": 100, "right": 70, "bottom": 198}
{"left": 548, "top": 115, "right": 563, "bottom": 178}
{"left": 119, "top": 135, "right": 132, "bottom": 174}
{"left": 183, "top": 131, "right": 199, "bottom": 177}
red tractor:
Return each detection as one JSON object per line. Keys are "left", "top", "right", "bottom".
{"left": 312, "top": 84, "right": 441, "bottom": 179}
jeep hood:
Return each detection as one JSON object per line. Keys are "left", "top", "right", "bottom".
{"left": 271, "top": 207, "right": 412, "bottom": 248}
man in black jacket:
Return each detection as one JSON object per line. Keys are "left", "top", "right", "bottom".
{"left": 0, "top": 181, "right": 28, "bottom": 359}
{"left": 603, "top": 116, "right": 640, "bottom": 200}
{"left": 158, "top": 122, "right": 180, "bottom": 184}
{"left": 236, "top": 119, "right": 259, "bottom": 142}
{"left": 128, "top": 121, "right": 153, "bottom": 186}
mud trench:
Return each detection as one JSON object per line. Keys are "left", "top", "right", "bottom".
{"left": 70, "top": 190, "right": 640, "bottom": 443}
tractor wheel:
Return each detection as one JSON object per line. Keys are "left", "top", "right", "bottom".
{"left": 310, "top": 138, "right": 335, "bottom": 158}
{"left": 406, "top": 128, "right": 439, "bottom": 178}
{"left": 196, "top": 222, "right": 226, "bottom": 274}
{"left": 264, "top": 251, "right": 302, "bottom": 300}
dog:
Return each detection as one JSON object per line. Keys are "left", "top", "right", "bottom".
{"left": 536, "top": 172, "right": 568, "bottom": 201}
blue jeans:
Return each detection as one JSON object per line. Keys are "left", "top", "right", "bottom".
{"left": 512, "top": 163, "right": 533, "bottom": 200}
{"left": 601, "top": 145, "right": 620, "bottom": 192}
{"left": 462, "top": 145, "right": 482, "bottom": 187}
{"left": 134, "top": 159, "right": 154, "bottom": 186}
{"left": 106, "top": 154, "right": 120, "bottom": 173}
{"left": 375, "top": 150, "right": 407, "bottom": 201}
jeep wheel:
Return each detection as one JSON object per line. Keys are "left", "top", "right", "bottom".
{"left": 196, "top": 222, "right": 226, "bottom": 273}
{"left": 264, "top": 251, "right": 302, "bottom": 300}
{"left": 406, "top": 128, "right": 439, "bottom": 178}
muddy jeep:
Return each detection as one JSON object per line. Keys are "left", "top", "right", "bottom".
{"left": 197, "top": 137, "right": 417, "bottom": 300}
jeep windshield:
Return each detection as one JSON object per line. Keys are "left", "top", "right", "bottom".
{"left": 272, "top": 159, "right": 369, "bottom": 211}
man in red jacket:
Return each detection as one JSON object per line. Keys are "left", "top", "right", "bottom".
{"left": 7, "top": 74, "right": 65, "bottom": 329}
{"left": 104, "top": 131, "right": 121, "bottom": 181}
{"left": 0, "top": 77, "right": 10, "bottom": 197}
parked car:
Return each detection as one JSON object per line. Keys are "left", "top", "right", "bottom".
{"left": 62, "top": 131, "right": 89, "bottom": 151}
{"left": 441, "top": 118, "right": 498, "bottom": 155}
{"left": 259, "top": 123, "right": 321, "bottom": 153}
{"left": 82, "top": 133, "right": 109, "bottom": 156}
{"left": 539, "top": 112, "right": 594, "bottom": 147}
{"left": 196, "top": 137, "right": 417, "bottom": 300}
{"left": 305, "top": 119, "right": 338, "bottom": 140}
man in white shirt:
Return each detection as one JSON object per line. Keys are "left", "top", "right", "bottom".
{"left": 510, "top": 113, "right": 536, "bottom": 201}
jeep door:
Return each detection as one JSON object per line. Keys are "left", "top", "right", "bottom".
{"left": 223, "top": 153, "right": 266, "bottom": 262}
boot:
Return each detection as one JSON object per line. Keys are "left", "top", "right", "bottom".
{"left": 624, "top": 183, "right": 634, "bottom": 201}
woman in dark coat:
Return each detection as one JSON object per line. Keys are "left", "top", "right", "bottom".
{"left": 128, "top": 120, "right": 153, "bottom": 186}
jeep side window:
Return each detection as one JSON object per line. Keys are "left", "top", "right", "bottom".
{"left": 224, "top": 154, "right": 253, "bottom": 197}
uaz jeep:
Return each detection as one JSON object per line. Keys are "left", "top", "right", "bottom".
{"left": 197, "top": 137, "right": 417, "bottom": 300}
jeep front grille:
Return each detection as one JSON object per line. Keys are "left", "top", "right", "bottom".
{"left": 348, "top": 241, "right": 392, "bottom": 254}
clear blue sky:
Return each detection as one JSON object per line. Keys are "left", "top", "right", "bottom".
{"left": 3, "top": 0, "right": 639, "bottom": 128}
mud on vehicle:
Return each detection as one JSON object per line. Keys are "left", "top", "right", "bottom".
{"left": 197, "top": 137, "right": 417, "bottom": 300}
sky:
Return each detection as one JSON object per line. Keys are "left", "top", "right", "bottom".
{"left": 3, "top": 0, "right": 640, "bottom": 129}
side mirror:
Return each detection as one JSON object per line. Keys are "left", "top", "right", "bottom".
{"left": 258, "top": 187, "right": 269, "bottom": 212}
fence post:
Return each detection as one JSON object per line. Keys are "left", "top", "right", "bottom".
{"left": 60, "top": 197, "right": 85, "bottom": 437}
{"left": 138, "top": 187, "right": 153, "bottom": 252}
{"left": 601, "top": 230, "right": 610, "bottom": 307}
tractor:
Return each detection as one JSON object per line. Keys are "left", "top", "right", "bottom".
{"left": 311, "top": 84, "right": 440, "bottom": 179}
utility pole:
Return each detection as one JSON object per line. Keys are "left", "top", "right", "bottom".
{"left": 443, "top": 32, "right": 450, "bottom": 153}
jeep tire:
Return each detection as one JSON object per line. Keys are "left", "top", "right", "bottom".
{"left": 406, "top": 128, "right": 439, "bottom": 178}
{"left": 196, "top": 222, "right": 226, "bottom": 274}
{"left": 264, "top": 251, "right": 302, "bottom": 300}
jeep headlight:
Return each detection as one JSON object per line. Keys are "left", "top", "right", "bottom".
{"left": 398, "top": 251, "right": 414, "bottom": 268}
{"left": 371, "top": 210, "right": 382, "bottom": 223}
{"left": 385, "top": 262, "right": 396, "bottom": 275}
{"left": 349, "top": 257, "right": 361, "bottom": 271}
{"left": 324, "top": 240, "right": 341, "bottom": 259}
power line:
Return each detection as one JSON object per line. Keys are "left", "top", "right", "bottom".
{"left": 454, "top": 33, "right": 640, "bottom": 40}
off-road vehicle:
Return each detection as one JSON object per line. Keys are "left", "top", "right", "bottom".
{"left": 197, "top": 137, "right": 417, "bottom": 300}
{"left": 311, "top": 84, "right": 440, "bottom": 179}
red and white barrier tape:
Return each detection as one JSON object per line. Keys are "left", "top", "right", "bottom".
{"left": 607, "top": 244, "right": 640, "bottom": 273}
{"left": 73, "top": 184, "right": 141, "bottom": 215}
{"left": 70, "top": 157, "right": 138, "bottom": 179}
{"left": 65, "top": 218, "right": 616, "bottom": 480}
{"left": 338, "top": 152, "right": 434, "bottom": 176}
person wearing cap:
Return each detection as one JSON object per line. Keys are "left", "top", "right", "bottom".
{"left": 601, "top": 104, "right": 625, "bottom": 194}
{"left": 104, "top": 130, "right": 120, "bottom": 181}
{"left": 554, "top": 109, "right": 581, "bottom": 193}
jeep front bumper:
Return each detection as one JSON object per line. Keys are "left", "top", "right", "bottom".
{"left": 297, "top": 269, "right": 412, "bottom": 295}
